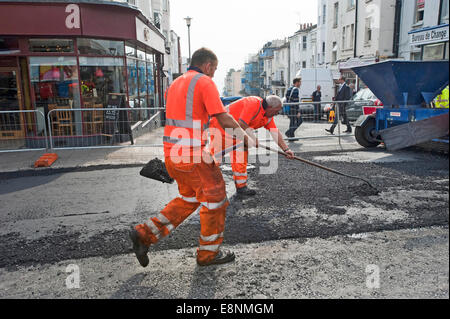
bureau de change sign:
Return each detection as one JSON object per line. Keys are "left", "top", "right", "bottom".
{"left": 409, "top": 24, "right": 449, "bottom": 46}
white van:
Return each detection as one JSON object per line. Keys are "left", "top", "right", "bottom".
{"left": 295, "top": 68, "right": 334, "bottom": 102}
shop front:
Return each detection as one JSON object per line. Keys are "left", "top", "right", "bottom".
{"left": 409, "top": 23, "right": 449, "bottom": 61}
{"left": 0, "top": 1, "right": 165, "bottom": 147}
{"left": 338, "top": 57, "right": 378, "bottom": 93}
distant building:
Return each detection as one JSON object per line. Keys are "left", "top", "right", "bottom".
{"left": 289, "top": 23, "right": 317, "bottom": 85}
{"left": 272, "top": 41, "right": 290, "bottom": 98}
{"left": 242, "top": 54, "right": 261, "bottom": 96}
{"left": 223, "top": 69, "right": 243, "bottom": 97}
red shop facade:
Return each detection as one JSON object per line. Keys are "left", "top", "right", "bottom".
{"left": 0, "top": 0, "right": 166, "bottom": 146}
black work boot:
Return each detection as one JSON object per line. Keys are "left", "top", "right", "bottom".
{"left": 197, "top": 250, "right": 236, "bottom": 266}
{"left": 325, "top": 128, "right": 334, "bottom": 135}
{"left": 236, "top": 186, "right": 257, "bottom": 197}
{"left": 129, "top": 227, "right": 150, "bottom": 268}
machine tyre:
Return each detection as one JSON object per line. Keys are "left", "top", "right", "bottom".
{"left": 355, "top": 117, "right": 381, "bottom": 148}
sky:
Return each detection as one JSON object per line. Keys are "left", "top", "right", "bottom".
{"left": 170, "top": 0, "right": 318, "bottom": 93}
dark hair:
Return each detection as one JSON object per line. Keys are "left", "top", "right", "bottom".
{"left": 190, "top": 48, "right": 218, "bottom": 67}
{"left": 293, "top": 78, "right": 301, "bottom": 85}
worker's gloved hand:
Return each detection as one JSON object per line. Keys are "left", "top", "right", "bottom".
{"left": 284, "top": 149, "right": 295, "bottom": 159}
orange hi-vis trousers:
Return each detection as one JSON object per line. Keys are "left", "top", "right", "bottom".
{"left": 209, "top": 127, "right": 249, "bottom": 189}
{"left": 135, "top": 156, "right": 229, "bottom": 264}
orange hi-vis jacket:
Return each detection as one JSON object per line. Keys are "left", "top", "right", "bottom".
{"left": 209, "top": 96, "right": 278, "bottom": 189}
{"left": 163, "top": 70, "right": 226, "bottom": 160}
{"left": 210, "top": 96, "right": 277, "bottom": 135}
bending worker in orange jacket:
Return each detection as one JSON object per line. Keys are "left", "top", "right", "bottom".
{"left": 129, "top": 48, "right": 255, "bottom": 267}
{"left": 209, "top": 95, "right": 295, "bottom": 197}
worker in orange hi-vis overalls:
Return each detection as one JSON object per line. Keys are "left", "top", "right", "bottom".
{"left": 209, "top": 96, "right": 295, "bottom": 197}
{"left": 130, "top": 48, "right": 255, "bottom": 268}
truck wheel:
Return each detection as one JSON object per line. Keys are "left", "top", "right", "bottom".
{"left": 355, "top": 118, "right": 381, "bottom": 148}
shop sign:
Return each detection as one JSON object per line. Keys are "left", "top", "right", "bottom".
{"left": 136, "top": 17, "right": 165, "bottom": 54}
{"left": 409, "top": 24, "right": 449, "bottom": 46}
{"left": 65, "top": 4, "right": 80, "bottom": 29}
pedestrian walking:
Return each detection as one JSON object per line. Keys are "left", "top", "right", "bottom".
{"left": 285, "top": 78, "right": 303, "bottom": 138}
{"left": 312, "top": 85, "right": 322, "bottom": 122}
{"left": 325, "top": 76, "right": 352, "bottom": 135}
{"left": 130, "top": 48, "right": 255, "bottom": 268}
{"left": 209, "top": 95, "right": 295, "bottom": 197}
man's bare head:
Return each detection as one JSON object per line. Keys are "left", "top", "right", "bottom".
{"left": 265, "top": 95, "right": 283, "bottom": 117}
{"left": 190, "top": 47, "right": 218, "bottom": 78}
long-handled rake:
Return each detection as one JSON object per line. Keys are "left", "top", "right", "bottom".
{"left": 259, "top": 144, "right": 379, "bottom": 195}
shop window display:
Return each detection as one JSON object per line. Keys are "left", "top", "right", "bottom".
{"left": 29, "top": 56, "right": 80, "bottom": 110}
{"left": 127, "top": 58, "right": 139, "bottom": 110}
{"left": 29, "top": 56, "right": 80, "bottom": 135}
{"left": 79, "top": 57, "right": 126, "bottom": 106}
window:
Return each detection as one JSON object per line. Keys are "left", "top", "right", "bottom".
{"left": 332, "top": 42, "right": 337, "bottom": 63}
{"left": 323, "top": 5, "right": 326, "bottom": 24}
{"left": 302, "top": 61, "right": 307, "bottom": 68}
{"left": 0, "top": 37, "right": 19, "bottom": 54}
{"left": 342, "top": 27, "right": 347, "bottom": 49}
{"left": 77, "top": 38, "right": 124, "bottom": 56}
{"left": 415, "top": 0, "right": 425, "bottom": 24}
{"left": 440, "top": 0, "right": 449, "bottom": 24}
{"left": 125, "top": 44, "right": 136, "bottom": 57}
{"left": 127, "top": 0, "right": 136, "bottom": 5}
{"left": 29, "top": 56, "right": 81, "bottom": 135}
{"left": 79, "top": 57, "right": 126, "bottom": 109}
{"left": 303, "top": 36, "right": 307, "bottom": 50}
{"left": 348, "top": 0, "right": 355, "bottom": 10}
{"left": 423, "top": 43, "right": 445, "bottom": 60}
{"left": 333, "top": 2, "right": 339, "bottom": 28}
{"left": 350, "top": 24, "right": 355, "bottom": 49}
{"left": 411, "top": 51, "right": 422, "bottom": 60}
{"left": 127, "top": 58, "right": 138, "bottom": 107}
{"left": 365, "top": 18, "right": 372, "bottom": 43}
{"left": 29, "top": 39, "right": 74, "bottom": 53}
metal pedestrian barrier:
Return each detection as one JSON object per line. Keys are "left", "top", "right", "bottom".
{"left": 47, "top": 107, "right": 165, "bottom": 150}
{"left": 280, "top": 100, "right": 375, "bottom": 146}
{"left": 0, "top": 110, "right": 48, "bottom": 153}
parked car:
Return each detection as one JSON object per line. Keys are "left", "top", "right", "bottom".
{"left": 345, "top": 88, "right": 378, "bottom": 122}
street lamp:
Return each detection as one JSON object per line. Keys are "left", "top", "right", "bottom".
{"left": 184, "top": 16, "right": 192, "bottom": 64}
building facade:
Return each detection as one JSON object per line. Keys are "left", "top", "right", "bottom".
{"left": 289, "top": 23, "right": 317, "bottom": 85}
{"left": 0, "top": 0, "right": 166, "bottom": 144}
{"left": 317, "top": 0, "right": 329, "bottom": 67}
{"left": 242, "top": 54, "right": 261, "bottom": 97}
{"left": 398, "top": 0, "right": 449, "bottom": 61}
{"left": 223, "top": 69, "right": 242, "bottom": 97}
{"left": 324, "top": 0, "right": 397, "bottom": 88}
{"left": 272, "top": 41, "right": 290, "bottom": 98}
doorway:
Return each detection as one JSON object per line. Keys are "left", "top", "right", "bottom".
{"left": 0, "top": 67, "right": 25, "bottom": 140}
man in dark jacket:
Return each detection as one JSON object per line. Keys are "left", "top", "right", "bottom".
{"left": 312, "top": 85, "right": 322, "bottom": 122}
{"left": 325, "top": 76, "right": 352, "bottom": 134}
{"left": 285, "top": 78, "right": 303, "bottom": 138}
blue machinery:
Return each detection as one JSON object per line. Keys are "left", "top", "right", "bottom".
{"left": 352, "top": 60, "right": 449, "bottom": 150}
